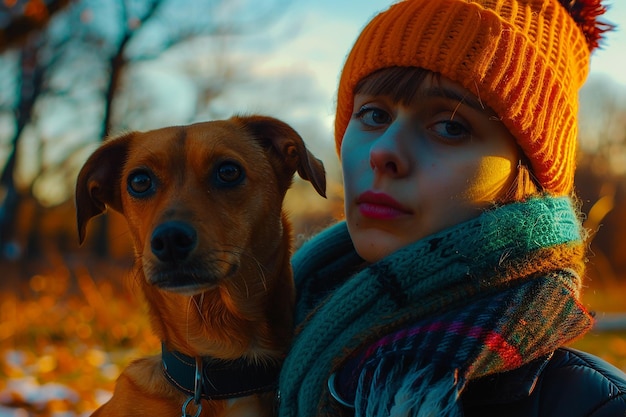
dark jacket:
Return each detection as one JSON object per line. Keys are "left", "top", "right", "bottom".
{"left": 463, "top": 347, "right": 626, "bottom": 416}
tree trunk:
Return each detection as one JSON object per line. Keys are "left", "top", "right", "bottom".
{"left": 0, "top": 35, "right": 43, "bottom": 262}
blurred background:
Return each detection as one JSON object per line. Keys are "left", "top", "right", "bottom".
{"left": 0, "top": 0, "right": 624, "bottom": 415}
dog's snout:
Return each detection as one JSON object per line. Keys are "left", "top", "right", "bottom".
{"left": 151, "top": 221, "right": 197, "bottom": 263}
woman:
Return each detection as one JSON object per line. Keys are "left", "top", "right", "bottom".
{"left": 278, "top": 0, "right": 626, "bottom": 416}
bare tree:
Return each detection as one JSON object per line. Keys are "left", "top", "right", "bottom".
{"left": 0, "top": 0, "right": 292, "bottom": 260}
{"left": 0, "top": 0, "right": 72, "bottom": 51}
{"left": 0, "top": 34, "right": 48, "bottom": 258}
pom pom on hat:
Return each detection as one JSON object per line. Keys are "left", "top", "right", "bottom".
{"left": 334, "top": 0, "right": 613, "bottom": 195}
{"left": 558, "top": 0, "right": 614, "bottom": 50}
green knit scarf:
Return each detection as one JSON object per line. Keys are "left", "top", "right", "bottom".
{"left": 278, "top": 196, "right": 593, "bottom": 417}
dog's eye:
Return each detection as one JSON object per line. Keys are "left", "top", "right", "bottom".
{"left": 128, "top": 171, "right": 154, "bottom": 196}
{"left": 216, "top": 162, "right": 244, "bottom": 185}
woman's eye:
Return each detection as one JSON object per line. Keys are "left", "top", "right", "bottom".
{"left": 431, "top": 119, "right": 471, "bottom": 141}
{"left": 127, "top": 170, "right": 154, "bottom": 196}
{"left": 355, "top": 106, "right": 392, "bottom": 127}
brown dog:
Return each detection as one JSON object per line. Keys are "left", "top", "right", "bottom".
{"left": 75, "top": 115, "right": 326, "bottom": 417}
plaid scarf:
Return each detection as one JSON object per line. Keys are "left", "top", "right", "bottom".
{"left": 278, "top": 196, "right": 593, "bottom": 417}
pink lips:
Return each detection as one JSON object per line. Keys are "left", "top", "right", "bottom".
{"left": 357, "top": 191, "right": 412, "bottom": 219}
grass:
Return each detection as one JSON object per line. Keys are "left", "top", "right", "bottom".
{"left": 0, "top": 259, "right": 624, "bottom": 416}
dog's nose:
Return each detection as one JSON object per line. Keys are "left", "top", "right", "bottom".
{"left": 151, "top": 221, "right": 197, "bottom": 263}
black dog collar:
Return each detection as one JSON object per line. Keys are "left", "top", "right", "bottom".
{"left": 161, "top": 343, "right": 281, "bottom": 400}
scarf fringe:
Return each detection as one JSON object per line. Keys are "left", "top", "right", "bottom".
{"left": 357, "top": 358, "right": 463, "bottom": 417}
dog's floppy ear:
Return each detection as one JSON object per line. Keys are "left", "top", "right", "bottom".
{"left": 75, "top": 133, "right": 133, "bottom": 244}
{"left": 236, "top": 115, "right": 326, "bottom": 198}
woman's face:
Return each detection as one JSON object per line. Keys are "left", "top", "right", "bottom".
{"left": 341, "top": 75, "right": 520, "bottom": 263}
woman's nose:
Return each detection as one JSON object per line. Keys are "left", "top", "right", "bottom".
{"left": 369, "top": 124, "right": 410, "bottom": 177}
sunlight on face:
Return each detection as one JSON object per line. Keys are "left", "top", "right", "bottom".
{"left": 462, "top": 156, "right": 517, "bottom": 203}
{"left": 341, "top": 75, "right": 520, "bottom": 263}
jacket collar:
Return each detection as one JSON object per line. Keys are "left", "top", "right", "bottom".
{"left": 462, "top": 352, "right": 554, "bottom": 407}
{"left": 161, "top": 343, "right": 280, "bottom": 401}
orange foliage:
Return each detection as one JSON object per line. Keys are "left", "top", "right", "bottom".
{"left": 23, "top": 0, "right": 47, "bottom": 22}
{"left": 0, "top": 262, "right": 159, "bottom": 415}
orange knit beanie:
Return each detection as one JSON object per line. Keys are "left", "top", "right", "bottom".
{"left": 335, "top": 0, "right": 611, "bottom": 195}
